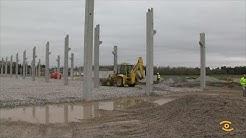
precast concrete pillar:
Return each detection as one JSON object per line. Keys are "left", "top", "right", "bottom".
{"left": 22, "top": 50, "right": 27, "bottom": 79}
{"left": 10, "top": 55, "right": 13, "bottom": 77}
{"left": 199, "top": 33, "right": 206, "bottom": 90}
{"left": 64, "top": 35, "right": 71, "bottom": 85}
{"left": 26, "top": 61, "right": 28, "bottom": 77}
{"left": 70, "top": 53, "right": 74, "bottom": 80}
{"left": 79, "top": 66, "right": 83, "bottom": 81}
{"left": 32, "top": 46, "right": 37, "bottom": 81}
{"left": 83, "top": 0, "right": 94, "bottom": 100}
{"left": 1, "top": 58, "right": 4, "bottom": 76}
{"left": 45, "top": 42, "right": 51, "bottom": 82}
{"left": 94, "top": 24, "right": 102, "bottom": 88}
{"left": 146, "top": 8, "right": 156, "bottom": 95}
{"left": 37, "top": 59, "right": 41, "bottom": 77}
{"left": 5, "top": 57, "right": 8, "bottom": 76}
{"left": 35, "top": 62, "right": 38, "bottom": 76}
{"left": 112, "top": 46, "right": 118, "bottom": 74}
{"left": 31, "top": 60, "right": 33, "bottom": 76}
{"left": 57, "top": 55, "right": 60, "bottom": 72}
{"left": 16, "top": 53, "right": 19, "bottom": 78}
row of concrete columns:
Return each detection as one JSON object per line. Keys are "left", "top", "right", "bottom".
{"left": 1, "top": 4, "right": 207, "bottom": 102}
{"left": 0, "top": 38, "right": 74, "bottom": 83}
{"left": 145, "top": 8, "right": 206, "bottom": 92}
{"left": 0, "top": 53, "right": 23, "bottom": 78}
{"left": 0, "top": 52, "right": 37, "bottom": 79}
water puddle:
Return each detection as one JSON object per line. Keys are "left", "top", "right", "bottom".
{"left": 153, "top": 98, "right": 175, "bottom": 105}
{"left": 0, "top": 101, "right": 114, "bottom": 124}
{"left": 0, "top": 98, "right": 174, "bottom": 124}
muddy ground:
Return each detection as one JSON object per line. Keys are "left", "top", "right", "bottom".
{"left": 0, "top": 76, "right": 245, "bottom": 138}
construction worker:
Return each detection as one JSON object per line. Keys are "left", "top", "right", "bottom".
{"left": 156, "top": 73, "right": 161, "bottom": 83}
{"left": 240, "top": 74, "right": 246, "bottom": 97}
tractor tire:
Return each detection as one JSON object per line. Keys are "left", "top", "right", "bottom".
{"left": 116, "top": 77, "right": 123, "bottom": 87}
{"left": 128, "top": 83, "right": 135, "bottom": 87}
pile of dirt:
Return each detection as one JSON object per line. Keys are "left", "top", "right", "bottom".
{"left": 138, "top": 95, "right": 246, "bottom": 137}
{"left": 1, "top": 94, "right": 245, "bottom": 138}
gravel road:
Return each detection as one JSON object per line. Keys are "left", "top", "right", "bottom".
{"left": 0, "top": 77, "right": 200, "bottom": 107}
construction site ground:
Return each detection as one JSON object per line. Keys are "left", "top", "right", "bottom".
{"left": 0, "top": 75, "right": 246, "bottom": 138}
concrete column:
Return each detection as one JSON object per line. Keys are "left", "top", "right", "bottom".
{"left": 31, "top": 60, "right": 33, "bottom": 76}
{"left": 70, "top": 53, "right": 74, "bottom": 80}
{"left": 64, "top": 35, "right": 71, "bottom": 85}
{"left": 5, "top": 57, "right": 8, "bottom": 76}
{"left": 37, "top": 59, "right": 41, "bottom": 77}
{"left": 94, "top": 24, "right": 102, "bottom": 88}
{"left": 22, "top": 50, "right": 27, "bottom": 79}
{"left": 35, "top": 63, "right": 38, "bottom": 77}
{"left": 112, "top": 46, "right": 118, "bottom": 74}
{"left": 32, "top": 46, "right": 37, "bottom": 81}
{"left": 26, "top": 62, "right": 28, "bottom": 77}
{"left": 16, "top": 53, "right": 19, "bottom": 78}
{"left": 79, "top": 66, "right": 83, "bottom": 81}
{"left": 83, "top": 0, "right": 94, "bottom": 100}
{"left": 45, "top": 42, "right": 51, "bottom": 82}
{"left": 199, "top": 33, "right": 206, "bottom": 90}
{"left": 10, "top": 55, "right": 13, "bottom": 77}
{"left": 57, "top": 55, "right": 60, "bottom": 72}
{"left": 1, "top": 58, "right": 4, "bottom": 76}
{"left": 146, "top": 8, "right": 156, "bottom": 95}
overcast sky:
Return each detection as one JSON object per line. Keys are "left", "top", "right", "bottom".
{"left": 0, "top": 0, "right": 245, "bottom": 67}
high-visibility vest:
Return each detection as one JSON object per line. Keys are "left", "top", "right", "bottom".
{"left": 240, "top": 77, "right": 246, "bottom": 87}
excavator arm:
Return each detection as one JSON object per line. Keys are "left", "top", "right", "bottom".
{"left": 129, "top": 57, "right": 145, "bottom": 83}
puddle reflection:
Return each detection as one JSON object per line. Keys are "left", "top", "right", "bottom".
{"left": 0, "top": 101, "right": 114, "bottom": 124}
{"left": 0, "top": 98, "right": 174, "bottom": 124}
{"left": 153, "top": 98, "right": 174, "bottom": 105}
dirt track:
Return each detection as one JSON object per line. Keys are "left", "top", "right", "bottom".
{"left": 0, "top": 77, "right": 199, "bottom": 108}
{"left": 1, "top": 89, "right": 246, "bottom": 138}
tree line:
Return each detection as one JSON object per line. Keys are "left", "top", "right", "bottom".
{"left": 154, "top": 66, "right": 246, "bottom": 75}
{"left": 98, "top": 65, "right": 246, "bottom": 75}
{"left": 1, "top": 61, "right": 245, "bottom": 75}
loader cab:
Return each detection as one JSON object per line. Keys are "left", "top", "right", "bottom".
{"left": 118, "top": 63, "right": 133, "bottom": 77}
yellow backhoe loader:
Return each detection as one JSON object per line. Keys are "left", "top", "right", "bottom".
{"left": 102, "top": 57, "right": 145, "bottom": 87}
